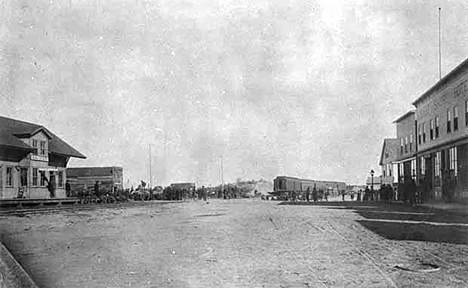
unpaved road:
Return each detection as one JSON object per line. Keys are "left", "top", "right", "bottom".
{"left": 1, "top": 199, "right": 467, "bottom": 288}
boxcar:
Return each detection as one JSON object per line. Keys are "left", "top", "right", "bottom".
{"left": 273, "top": 176, "right": 346, "bottom": 200}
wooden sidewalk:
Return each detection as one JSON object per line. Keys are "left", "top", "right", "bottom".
{"left": 0, "top": 198, "right": 80, "bottom": 208}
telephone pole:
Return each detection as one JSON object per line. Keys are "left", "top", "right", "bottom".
{"left": 221, "top": 156, "right": 224, "bottom": 193}
{"left": 149, "top": 144, "right": 152, "bottom": 190}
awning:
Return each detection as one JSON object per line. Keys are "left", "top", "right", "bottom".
{"left": 393, "top": 156, "right": 416, "bottom": 164}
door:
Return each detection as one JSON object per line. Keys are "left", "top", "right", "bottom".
{"left": 19, "top": 168, "right": 28, "bottom": 198}
{"left": 424, "top": 156, "right": 433, "bottom": 198}
{"left": 49, "top": 171, "right": 56, "bottom": 198}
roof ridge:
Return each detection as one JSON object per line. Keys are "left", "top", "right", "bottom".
{"left": 0, "top": 115, "right": 43, "bottom": 128}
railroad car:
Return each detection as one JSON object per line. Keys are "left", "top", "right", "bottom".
{"left": 273, "top": 176, "right": 346, "bottom": 200}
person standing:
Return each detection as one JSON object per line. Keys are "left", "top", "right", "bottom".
{"left": 306, "top": 187, "right": 310, "bottom": 202}
{"left": 200, "top": 186, "right": 206, "bottom": 201}
{"left": 44, "top": 176, "right": 55, "bottom": 198}
{"left": 364, "top": 186, "right": 370, "bottom": 201}
{"left": 94, "top": 181, "right": 100, "bottom": 199}
{"left": 312, "top": 184, "right": 318, "bottom": 202}
{"left": 65, "top": 180, "right": 71, "bottom": 197}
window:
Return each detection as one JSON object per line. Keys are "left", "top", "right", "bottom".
{"left": 411, "top": 159, "right": 417, "bottom": 180}
{"left": 410, "top": 134, "right": 413, "bottom": 151}
{"left": 398, "top": 163, "right": 404, "bottom": 180}
{"left": 32, "top": 140, "right": 38, "bottom": 155}
{"left": 6, "top": 167, "right": 13, "bottom": 187}
{"left": 453, "top": 106, "right": 459, "bottom": 131}
{"left": 39, "top": 141, "right": 46, "bottom": 156}
{"left": 423, "top": 123, "right": 426, "bottom": 143}
{"left": 40, "top": 170, "right": 47, "bottom": 186}
{"left": 447, "top": 110, "right": 452, "bottom": 133}
{"left": 434, "top": 152, "right": 441, "bottom": 187}
{"left": 20, "top": 168, "right": 28, "bottom": 187}
{"left": 418, "top": 124, "right": 422, "bottom": 145}
{"left": 400, "top": 138, "right": 404, "bottom": 154}
{"left": 405, "top": 136, "right": 408, "bottom": 153}
{"left": 58, "top": 171, "right": 63, "bottom": 188}
{"left": 449, "top": 147, "right": 458, "bottom": 176}
{"left": 465, "top": 100, "right": 468, "bottom": 126}
{"left": 388, "top": 164, "right": 392, "bottom": 176}
{"left": 435, "top": 116, "right": 440, "bottom": 138}
{"left": 32, "top": 168, "right": 38, "bottom": 186}
{"left": 430, "top": 119, "right": 434, "bottom": 140}
{"left": 420, "top": 157, "right": 425, "bottom": 176}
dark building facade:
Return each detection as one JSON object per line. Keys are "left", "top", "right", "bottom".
{"left": 66, "top": 167, "right": 123, "bottom": 192}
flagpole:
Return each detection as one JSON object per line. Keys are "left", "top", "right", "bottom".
{"left": 438, "top": 7, "right": 441, "bottom": 80}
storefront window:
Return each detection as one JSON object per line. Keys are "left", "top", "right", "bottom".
{"left": 420, "top": 157, "right": 425, "bottom": 176}
{"left": 40, "top": 170, "right": 47, "bottom": 186}
{"left": 6, "top": 167, "right": 13, "bottom": 187}
{"left": 434, "top": 152, "right": 441, "bottom": 187}
{"left": 58, "top": 171, "right": 63, "bottom": 187}
{"left": 32, "top": 168, "right": 38, "bottom": 186}
{"left": 449, "top": 147, "right": 458, "bottom": 176}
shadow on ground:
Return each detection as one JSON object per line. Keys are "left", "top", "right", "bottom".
{"left": 278, "top": 201, "right": 468, "bottom": 245}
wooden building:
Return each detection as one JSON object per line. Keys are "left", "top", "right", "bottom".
{"left": 412, "top": 58, "right": 468, "bottom": 200}
{"left": 0, "top": 116, "right": 86, "bottom": 199}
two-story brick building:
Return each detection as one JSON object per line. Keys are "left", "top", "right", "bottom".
{"left": 0, "top": 116, "right": 86, "bottom": 199}
{"left": 412, "top": 59, "right": 468, "bottom": 200}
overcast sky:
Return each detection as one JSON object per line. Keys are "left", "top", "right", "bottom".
{"left": 1, "top": 0, "right": 467, "bottom": 187}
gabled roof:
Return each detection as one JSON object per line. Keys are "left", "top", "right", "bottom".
{"left": 379, "top": 138, "right": 399, "bottom": 165}
{"left": 392, "top": 110, "right": 415, "bottom": 123}
{"left": 0, "top": 128, "right": 36, "bottom": 152}
{"left": 412, "top": 57, "right": 468, "bottom": 106}
{"left": 0, "top": 116, "right": 86, "bottom": 159}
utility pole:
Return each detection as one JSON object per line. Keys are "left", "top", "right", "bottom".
{"left": 163, "top": 126, "right": 167, "bottom": 187}
{"left": 149, "top": 144, "right": 152, "bottom": 190}
{"left": 221, "top": 156, "right": 224, "bottom": 193}
{"left": 438, "top": 7, "right": 442, "bottom": 80}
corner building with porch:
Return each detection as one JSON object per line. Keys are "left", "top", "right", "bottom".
{"left": 0, "top": 116, "right": 86, "bottom": 199}
{"left": 412, "top": 58, "right": 468, "bottom": 200}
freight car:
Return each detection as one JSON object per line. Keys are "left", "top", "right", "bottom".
{"left": 273, "top": 176, "right": 346, "bottom": 200}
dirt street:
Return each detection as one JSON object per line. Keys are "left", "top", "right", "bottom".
{"left": 1, "top": 199, "right": 468, "bottom": 288}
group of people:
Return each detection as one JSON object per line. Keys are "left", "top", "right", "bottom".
{"left": 286, "top": 185, "right": 330, "bottom": 202}
{"left": 356, "top": 185, "right": 395, "bottom": 202}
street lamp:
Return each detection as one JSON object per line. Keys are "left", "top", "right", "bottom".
{"left": 370, "top": 169, "right": 375, "bottom": 200}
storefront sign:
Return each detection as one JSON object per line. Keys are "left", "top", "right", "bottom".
{"left": 31, "top": 155, "right": 48, "bottom": 162}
